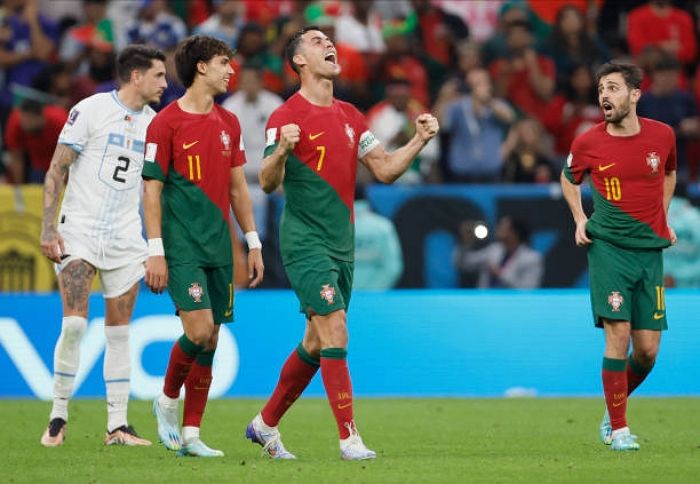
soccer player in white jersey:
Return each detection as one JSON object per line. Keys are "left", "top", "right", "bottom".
{"left": 39, "top": 45, "right": 167, "bottom": 447}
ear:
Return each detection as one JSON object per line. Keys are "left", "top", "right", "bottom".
{"left": 196, "top": 60, "right": 207, "bottom": 76}
{"left": 293, "top": 52, "right": 306, "bottom": 71}
{"left": 130, "top": 69, "right": 142, "bottom": 84}
{"left": 630, "top": 87, "right": 642, "bottom": 103}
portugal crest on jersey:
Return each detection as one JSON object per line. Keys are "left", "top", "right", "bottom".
{"left": 320, "top": 284, "right": 336, "bottom": 305}
{"left": 220, "top": 130, "right": 231, "bottom": 150}
{"left": 189, "top": 282, "right": 204, "bottom": 303}
{"left": 608, "top": 291, "right": 624, "bottom": 312}
{"left": 344, "top": 123, "right": 355, "bottom": 148}
{"left": 646, "top": 151, "right": 660, "bottom": 174}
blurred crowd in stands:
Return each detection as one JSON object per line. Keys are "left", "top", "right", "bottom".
{"left": 1, "top": 0, "right": 700, "bottom": 188}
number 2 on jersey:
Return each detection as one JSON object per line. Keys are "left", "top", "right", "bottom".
{"left": 188, "top": 155, "right": 202, "bottom": 181}
{"left": 315, "top": 146, "right": 326, "bottom": 171}
{"left": 603, "top": 176, "right": 622, "bottom": 201}
{"left": 112, "top": 156, "right": 130, "bottom": 183}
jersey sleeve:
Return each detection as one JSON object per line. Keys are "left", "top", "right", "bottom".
{"left": 665, "top": 126, "right": 677, "bottom": 172}
{"left": 263, "top": 108, "right": 289, "bottom": 157}
{"left": 562, "top": 136, "right": 589, "bottom": 185}
{"left": 58, "top": 99, "right": 92, "bottom": 152}
{"left": 142, "top": 116, "right": 172, "bottom": 181}
{"left": 353, "top": 105, "right": 380, "bottom": 158}
{"left": 230, "top": 116, "right": 247, "bottom": 168}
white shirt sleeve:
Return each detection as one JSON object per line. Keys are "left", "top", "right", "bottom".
{"left": 58, "top": 98, "right": 93, "bottom": 152}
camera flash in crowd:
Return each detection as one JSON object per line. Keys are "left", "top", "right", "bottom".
{"left": 474, "top": 224, "right": 488, "bottom": 240}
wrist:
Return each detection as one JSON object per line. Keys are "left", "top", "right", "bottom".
{"left": 244, "top": 231, "right": 262, "bottom": 250}
{"left": 148, "top": 238, "right": 165, "bottom": 257}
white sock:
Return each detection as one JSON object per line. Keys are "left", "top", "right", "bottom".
{"left": 50, "top": 316, "right": 87, "bottom": 421}
{"left": 182, "top": 426, "right": 199, "bottom": 444}
{"left": 104, "top": 325, "right": 131, "bottom": 432}
{"left": 611, "top": 426, "right": 630, "bottom": 438}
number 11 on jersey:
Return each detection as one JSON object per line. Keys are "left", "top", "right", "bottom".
{"left": 188, "top": 155, "right": 201, "bottom": 181}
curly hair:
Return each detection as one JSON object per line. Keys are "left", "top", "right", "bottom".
{"left": 175, "top": 35, "right": 234, "bottom": 88}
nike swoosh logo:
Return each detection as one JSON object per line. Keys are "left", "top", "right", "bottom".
{"left": 653, "top": 312, "right": 664, "bottom": 320}
{"left": 182, "top": 141, "right": 199, "bottom": 150}
{"left": 612, "top": 401, "right": 625, "bottom": 407}
{"left": 309, "top": 132, "right": 324, "bottom": 141}
{"left": 337, "top": 402, "right": 352, "bottom": 409}
{"left": 599, "top": 163, "right": 616, "bottom": 171}
{"left": 224, "top": 310, "right": 232, "bottom": 317}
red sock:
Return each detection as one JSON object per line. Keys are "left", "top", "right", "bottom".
{"left": 602, "top": 357, "right": 628, "bottom": 430}
{"left": 183, "top": 351, "right": 214, "bottom": 427}
{"left": 261, "top": 345, "right": 319, "bottom": 426}
{"left": 163, "top": 335, "right": 203, "bottom": 399}
{"left": 320, "top": 348, "right": 353, "bottom": 439}
{"left": 627, "top": 356, "right": 653, "bottom": 396}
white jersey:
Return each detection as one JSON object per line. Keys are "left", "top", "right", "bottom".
{"left": 58, "top": 91, "right": 155, "bottom": 246}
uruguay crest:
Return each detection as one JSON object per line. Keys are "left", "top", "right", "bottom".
{"left": 220, "top": 130, "right": 231, "bottom": 150}
{"left": 189, "top": 282, "right": 204, "bottom": 303}
{"left": 320, "top": 284, "right": 336, "bottom": 305}
{"left": 646, "top": 151, "right": 660, "bottom": 174}
{"left": 608, "top": 291, "right": 624, "bottom": 312}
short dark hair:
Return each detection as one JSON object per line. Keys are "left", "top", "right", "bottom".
{"left": 595, "top": 62, "right": 643, "bottom": 90}
{"left": 116, "top": 44, "right": 166, "bottom": 83}
{"left": 284, "top": 25, "right": 320, "bottom": 74}
{"left": 505, "top": 216, "right": 531, "bottom": 244}
{"left": 19, "top": 98, "right": 43, "bottom": 115}
{"left": 175, "top": 35, "right": 234, "bottom": 88}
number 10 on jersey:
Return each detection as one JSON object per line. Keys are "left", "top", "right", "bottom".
{"left": 188, "top": 155, "right": 202, "bottom": 181}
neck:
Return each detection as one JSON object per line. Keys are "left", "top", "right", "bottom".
{"left": 116, "top": 86, "right": 146, "bottom": 112}
{"left": 606, "top": 113, "right": 641, "bottom": 136}
{"left": 178, "top": 83, "right": 215, "bottom": 114}
{"left": 299, "top": 75, "right": 334, "bottom": 106}
{"left": 504, "top": 240, "right": 520, "bottom": 252}
{"left": 245, "top": 91, "right": 259, "bottom": 103}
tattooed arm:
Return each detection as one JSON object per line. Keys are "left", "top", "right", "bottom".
{"left": 40, "top": 144, "right": 77, "bottom": 262}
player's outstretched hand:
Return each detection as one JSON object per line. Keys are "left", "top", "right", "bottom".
{"left": 575, "top": 218, "right": 592, "bottom": 247}
{"left": 145, "top": 256, "right": 168, "bottom": 294}
{"left": 279, "top": 124, "right": 301, "bottom": 153}
{"left": 247, "top": 248, "right": 264, "bottom": 288}
{"left": 415, "top": 113, "right": 439, "bottom": 142}
{"left": 40, "top": 226, "right": 66, "bottom": 263}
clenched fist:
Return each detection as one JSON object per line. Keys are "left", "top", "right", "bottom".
{"left": 279, "top": 124, "right": 301, "bottom": 153}
{"left": 415, "top": 113, "right": 439, "bottom": 143}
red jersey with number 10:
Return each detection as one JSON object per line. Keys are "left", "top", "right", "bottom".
{"left": 563, "top": 118, "right": 676, "bottom": 249}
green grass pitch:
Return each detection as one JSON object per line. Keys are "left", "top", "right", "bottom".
{"left": 3, "top": 398, "right": 700, "bottom": 483}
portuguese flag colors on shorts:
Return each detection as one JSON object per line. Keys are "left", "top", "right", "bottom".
{"left": 264, "top": 92, "right": 379, "bottom": 265}
{"left": 142, "top": 102, "right": 246, "bottom": 266}
{"left": 563, "top": 118, "right": 676, "bottom": 249}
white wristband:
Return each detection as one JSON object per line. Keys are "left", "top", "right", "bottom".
{"left": 148, "top": 238, "right": 165, "bottom": 257}
{"left": 244, "top": 231, "right": 262, "bottom": 250}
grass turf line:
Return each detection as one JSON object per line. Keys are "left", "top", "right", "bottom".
{"left": 3, "top": 398, "right": 700, "bottom": 483}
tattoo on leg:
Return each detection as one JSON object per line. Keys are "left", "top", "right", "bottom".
{"left": 114, "top": 286, "right": 137, "bottom": 321}
{"left": 61, "top": 261, "right": 96, "bottom": 312}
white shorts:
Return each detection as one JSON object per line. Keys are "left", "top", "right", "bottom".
{"left": 54, "top": 231, "right": 147, "bottom": 298}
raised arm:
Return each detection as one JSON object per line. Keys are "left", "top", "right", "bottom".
{"left": 361, "top": 113, "right": 439, "bottom": 184}
{"left": 560, "top": 171, "right": 591, "bottom": 247}
{"left": 143, "top": 178, "right": 168, "bottom": 293}
{"left": 230, "top": 166, "right": 264, "bottom": 287}
{"left": 259, "top": 124, "right": 300, "bottom": 193}
{"left": 40, "top": 144, "right": 77, "bottom": 262}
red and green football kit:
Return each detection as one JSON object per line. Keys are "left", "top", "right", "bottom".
{"left": 564, "top": 118, "right": 676, "bottom": 329}
{"left": 142, "top": 102, "right": 246, "bottom": 322}
{"left": 264, "top": 92, "right": 380, "bottom": 316}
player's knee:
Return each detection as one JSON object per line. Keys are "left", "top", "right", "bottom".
{"left": 61, "top": 316, "right": 88, "bottom": 345}
{"left": 635, "top": 346, "right": 659, "bottom": 366}
{"left": 187, "top": 325, "right": 216, "bottom": 347}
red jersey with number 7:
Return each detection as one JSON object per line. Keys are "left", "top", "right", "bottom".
{"left": 563, "top": 118, "right": 676, "bottom": 249}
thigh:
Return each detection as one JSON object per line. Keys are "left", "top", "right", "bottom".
{"left": 285, "top": 256, "right": 347, "bottom": 318}
{"left": 59, "top": 259, "right": 97, "bottom": 317}
{"left": 100, "top": 260, "right": 145, "bottom": 299}
{"left": 167, "top": 264, "right": 211, "bottom": 312}
{"left": 588, "top": 240, "right": 636, "bottom": 327}
{"left": 205, "top": 265, "right": 234, "bottom": 324}
{"left": 104, "top": 282, "right": 139, "bottom": 326}
{"left": 632, "top": 250, "right": 667, "bottom": 331}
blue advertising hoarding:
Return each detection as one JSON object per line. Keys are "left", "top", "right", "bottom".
{"left": 1, "top": 290, "right": 698, "bottom": 398}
